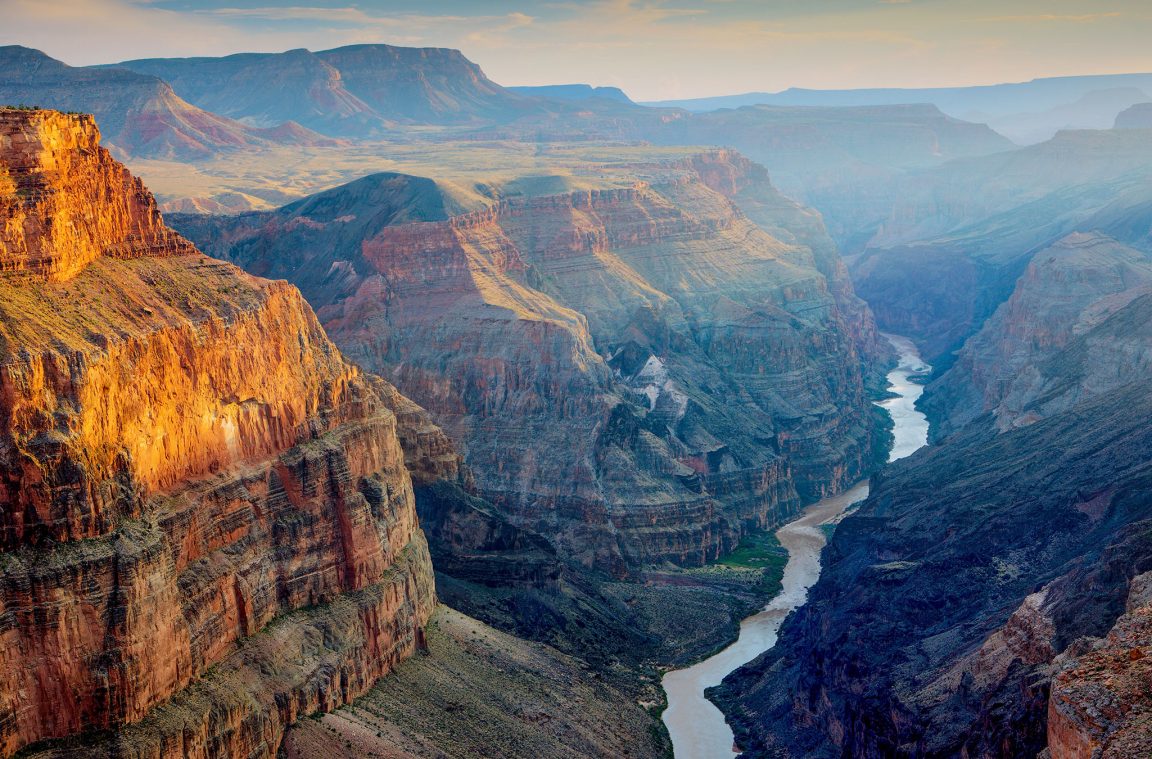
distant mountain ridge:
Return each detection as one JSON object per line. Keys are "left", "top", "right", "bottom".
{"left": 508, "top": 84, "right": 634, "bottom": 104}
{"left": 1116, "top": 101, "right": 1152, "bottom": 128}
{"left": 0, "top": 45, "right": 337, "bottom": 159}
{"left": 647, "top": 73, "right": 1152, "bottom": 144}
{"left": 108, "top": 44, "right": 544, "bottom": 136}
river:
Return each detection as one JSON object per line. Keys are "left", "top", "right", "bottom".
{"left": 660, "top": 333, "right": 931, "bottom": 758}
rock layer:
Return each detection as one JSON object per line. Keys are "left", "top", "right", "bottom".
{"left": 110, "top": 44, "right": 542, "bottom": 136}
{"left": 1048, "top": 572, "right": 1152, "bottom": 759}
{"left": 0, "top": 47, "right": 337, "bottom": 160}
{"left": 716, "top": 383, "right": 1152, "bottom": 758}
{"left": 0, "top": 108, "right": 196, "bottom": 280}
{"left": 174, "top": 149, "right": 886, "bottom": 574}
{"left": 0, "top": 110, "right": 436, "bottom": 758}
{"left": 848, "top": 128, "right": 1152, "bottom": 365}
{"left": 921, "top": 232, "right": 1152, "bottom": 438}
{"left": 716, "top": 216, "right": 1152, "bottom": 757}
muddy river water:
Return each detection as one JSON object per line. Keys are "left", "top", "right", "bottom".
{"left": 661, "top": 334, "right": 931, "bottom": 758}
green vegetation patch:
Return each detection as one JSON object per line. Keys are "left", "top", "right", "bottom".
{"left": 718, "top": 530, "right": 788, "bottom": 571}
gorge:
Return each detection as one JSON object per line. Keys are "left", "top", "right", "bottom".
{"left": 663, "top": 334, "right": 931, "bottom": 759}
{"left": 3, "top": 16, "right": 1152, "bottom": 758}
{"left": 0, "top": 104, "right": 893, "bottom": 759}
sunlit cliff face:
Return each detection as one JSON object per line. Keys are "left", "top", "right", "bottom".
{"left": 0, "top": 109, "right": 436, "bottom": 758}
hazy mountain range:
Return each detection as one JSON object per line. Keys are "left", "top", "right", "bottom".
{"left": 3, "top": 33, "right": 1152, "bottom": 759}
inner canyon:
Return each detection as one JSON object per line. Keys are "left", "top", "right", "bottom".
{"left": 2, "top": 17, "right": 1152, "bottom": 759}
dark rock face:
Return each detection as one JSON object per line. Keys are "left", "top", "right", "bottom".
{"left": 717, "top": 213, "right": 1152, "bottom": 757}
{"left": 716, "top": 384, "right": 1152, "bottom": 758}
{"left": 173, "top": 149, "right": 888, "bottom": 575}
{"left": 0, "top": 47, "right": 334, "bottom": 159}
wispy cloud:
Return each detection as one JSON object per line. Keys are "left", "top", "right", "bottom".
{"left": 202, "top": 6, "right": 410, "bottom": 24}
{"left": 980, "top": 12, "right": 1123, "bottom": 23}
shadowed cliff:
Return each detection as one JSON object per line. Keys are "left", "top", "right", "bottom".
{"left": 715, "top": 210, "right": 1152, "bottom": 757}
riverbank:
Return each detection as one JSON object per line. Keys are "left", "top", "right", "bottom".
{"left": 661, "top": 334, "right": 932, "bottom": 758}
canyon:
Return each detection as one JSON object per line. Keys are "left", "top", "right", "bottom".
{"left": 172, "top": 148, "right": 891, "bottom": 582}
{"left": 718, "top": 375, "right": 1152, "bottom": 757}
{"left": 714, "top": 151, "right": 1152, "bottom": 757}
{"left": 663, "top": 334, "right": 931, "bottom": 759}
{"left": 0, "top": 103, "right": 894, "bottom": 759}
{"left": 4, "top": 28, "right": 1152, "bottom": 759}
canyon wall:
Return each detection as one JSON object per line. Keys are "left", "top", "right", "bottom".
{"left": 1047, "top": 572, "right": 1152, "bottom": 759}
{"left": 716, "top": 381, "right": 1152, "bottom": 758}
{"left": 847, "top": 128, "right": 1152, "bottom": 366}
{"left": 717, "top": 213, "right": 1152, "bottom": 756}
{"left": 921, "top": 232, "right": 1152, "bottom": 439}
{"left": 0, "top": 110, "right": 436, "bottom": 758}
{"left": 175, "top": 148, "right": 887, "bottom": 576}
{"left": 0, "top": 47, "right": 338, "bottom": 161}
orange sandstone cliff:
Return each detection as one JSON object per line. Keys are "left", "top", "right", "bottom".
{"left": 0, "top": 109, "right": 436, "bottom": 758}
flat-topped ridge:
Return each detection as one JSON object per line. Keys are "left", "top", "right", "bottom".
{"left": 0, "top": 108, "right": 195, "bottom": 281}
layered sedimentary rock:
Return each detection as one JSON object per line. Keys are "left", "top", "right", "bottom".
{"left": 717, "top": 218, "right": 1152, "bottom": 756}
{"left": 0, "top": 110, "right": 435, "bottom": 758}
{"left": 848, "top": 128, "right": 1152, "bottom": 365}
{"left": 0, "top": 47, "right": 337, "bottom": 160}
{"left": 0, "top": 107, "right": 197, "bottom": 281}
{"left": 110, "top": 44, "right": 542, "bottom": 136}
{"left": 716, "top": 382, "right": 1152, "bottom": 758}
{"left": 921, "top": 232, "right": 1152, "bottom": 438}
{"left": 1048, "top": 572, "right": 1152, "bottom": 759}
{"left": 647, "top": 104, "right": 1014, "bottom": 231}
{"left": 174, "top": 149, "right": 885, "bottom": 574}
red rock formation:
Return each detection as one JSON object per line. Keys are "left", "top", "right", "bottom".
{"left": 0, "top": 110, "right": 436, "bottom": 758}
{"left": 175, "top": 151, "right": 885, "bottom": 575}
{"left": 0, "top": 108, "right": 196, "bottom": 280}
{"left": 1049, "top": 572, "right": 1152, "bottom": 759}
{"left": 0, "top": 49, "right": 337, "bottom": 161}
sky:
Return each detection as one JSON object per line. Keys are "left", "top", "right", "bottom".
{"left": 3, "top": 0, "right": 1151, "bottom": 101}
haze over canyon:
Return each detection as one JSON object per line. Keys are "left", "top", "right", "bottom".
{"left": 1, "top": 2, "right": 1152, "bottom": 758}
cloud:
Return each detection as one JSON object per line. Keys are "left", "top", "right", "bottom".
{"left": 202, "top": 6, "right": 409, "bottom": 24}
{"left": 981, "top": 12, "right": 1123, "bottom": 23}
